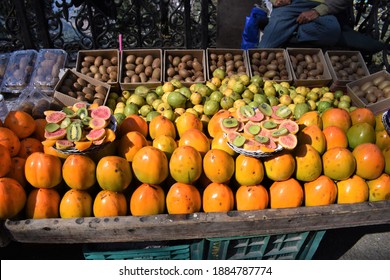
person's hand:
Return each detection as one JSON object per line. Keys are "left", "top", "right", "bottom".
{"left": 273, "top": 0, "right": 291, "bottom": 7}
{"left": 296, "top": 9, "right": 320, "bottom": 24}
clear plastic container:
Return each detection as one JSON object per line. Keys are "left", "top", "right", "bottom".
{"left": 0, "top": 53, "right": 11, "bottom": 85}
{"left": 11, "top": 87, "right": 59, "bottom": 119}
{"left": 30, "top": 49, "right": 68, "bottom": 96}
{"left": 1, "top": 49, "right": 38, "bottom": 94}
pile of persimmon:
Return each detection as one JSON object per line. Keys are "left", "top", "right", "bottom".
{"left": 0, "top": 104, "right": 390, "bottom": 221}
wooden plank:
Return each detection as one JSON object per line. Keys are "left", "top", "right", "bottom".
{"left": 3, "top": 201, "right": 390, "bottom": 244}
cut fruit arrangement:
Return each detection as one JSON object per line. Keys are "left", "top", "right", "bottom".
{"left": 43, "top": 102, "right": 116, "bottom": 153}
{"left": 222, "top": 103, "right": 299, "bottom": 156}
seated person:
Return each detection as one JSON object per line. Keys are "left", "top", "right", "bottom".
{"left": 259, "top": 0, "right": 385, "bottom": 55}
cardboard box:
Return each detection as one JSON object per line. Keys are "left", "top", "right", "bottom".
{"left": 247, "top": 48, "right": 293, "bottom": 83}
{"left": 76, "top": 49, "right": 119, "bottom": 88}
{"left": 119, "top": 49, "right": 162, "bottom": 91}
{"left": 346, "top": 70, "right": 390, "bottom": 115}
{"left": 163, "top": 49, "right": 206, "bottom": 87}
{"left": 325, "top": 50, "right": 370, "bottom": 91}
{"left": 286, "top": 48, "right": 332, "bottom": 87}
{"left": 54, "top": 69, "right": 111, "bottom": 107}
{"left": 206, "top": 48, "right": 249, "bottom": 80}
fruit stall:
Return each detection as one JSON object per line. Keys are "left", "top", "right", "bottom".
{"left": 0, "top": 47, "right": 390, "bottom": 260}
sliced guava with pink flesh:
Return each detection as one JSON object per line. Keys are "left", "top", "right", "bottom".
{"left": 89, "top": 117, "right": 108, "bottom": 130}
{"left": 244, "top": 121, "right": 261, "bottom": 135}
{"left": 90, "top": 106, "right": 111, "bottom": 120}
{"left": 242, "top": 138, "right": 263, "bottom": 151}
{"left": 86, "top": 128, "right": 106, "bottom": 141}
{"left": 226, "top": 131, "right": 241, "bottom": 143}
{"left": 92, "top": 136, "right": 106, "bottom": 146}
{"left": 44, "top": 128, "right": 67, "bottom": 140}
{"left": 271, "top": 106, "right": 285, "bottom": 121}
{"left": 248, "top": 109, "right": 265, "bottom": 122}
{"left": 72, "top": 102, "right": 88, "bottom": 111}
{"left": 45, "top": 111, "right": 67, "bottom": 124}
{"left": 279, "top": 119, "right": 299, "bottom": 134}
{"left": 260, "top": 138, "right": 277, "bottom": 150}
{"left": 278, "top": 134, "right": 298, "bottom": 150}
{"left": 55, "top": 139, "right": 74, "bottom": 150}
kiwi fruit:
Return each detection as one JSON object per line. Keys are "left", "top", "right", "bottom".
{"left": 45, "top": 123, "right": 60, "bottom": 133}
{"left": 262, "top": 120, "right": 277, "bottom": 129}
{"left": 232, "top": 134, "right": 246, "bottom": 147}
{"left": 254, "top": 135, "right": 269, "bottom": 144}
{"left": 239, "top": 105, "right": 255, "bottom": 118}
{"left": 60, "top": 117, "right": 71, "bottom": 129}
{"left": 222, "top": 117, "right": 239, "bottom": 128}
{"left": 271, "top": 127, "right": 289, "bottom": 137}
{"left": 250, "top": 51, "right": 289, "bottom": 80}
{"left": 248, "top": 124, "right": 261, "bottom": 135}
{"left": 258, "top": 103, "right": 273, "bottom": 116}
{"left": 275, "top": 105, "right": 292, "bottom": 119}
{"left": 289, "top": 52, "right": 325, "bottom": 80}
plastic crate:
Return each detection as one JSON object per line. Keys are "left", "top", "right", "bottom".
{"left": 83, "top": 239, "right": 205, "bottom": 260}
{"left": 205, "top": 231, "right": 326, "bottom": 260}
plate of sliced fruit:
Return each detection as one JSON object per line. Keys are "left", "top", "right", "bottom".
{"left": 43, "top": 102, "right": 117, "bottom": 154}
{"left": 223, "top": 103, "right": 299, "bottom": 158}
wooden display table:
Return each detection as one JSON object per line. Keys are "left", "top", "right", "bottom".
{"left": 1, "top": 200, "right": 389, "bottom": 245}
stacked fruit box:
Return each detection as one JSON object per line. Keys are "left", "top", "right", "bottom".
{"left": 286, "top": 48, "right": 332, "bottom": 87}
{"left": 347, "top": 70, "right": 390, "bottom": 115}
{"left": 53, "top": 69, "right": 111, "bottom": 107}
{"left": 325, "top": 50, "right": 370, "bottom": 91}
{"left": 247, "top": 48, "right": 293, "bottom": 83}
{"left": 119, "top": 49, "right": 163, "bottom": 91}
{"left": 206, "top": 48, "right": 250, "bottom": 80}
